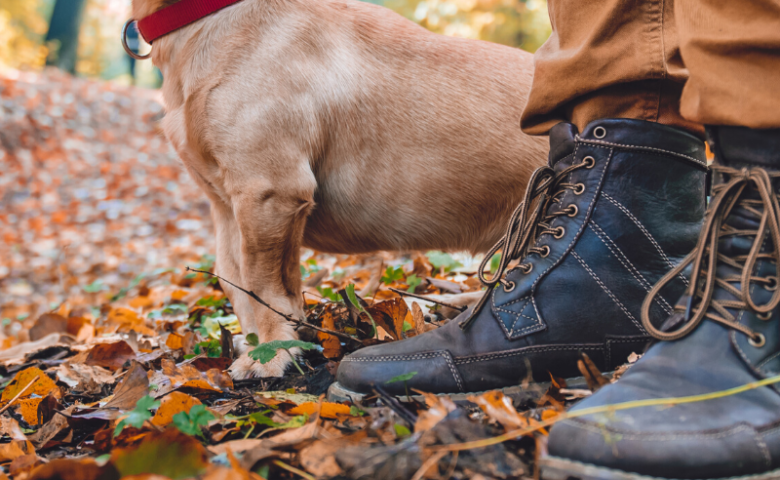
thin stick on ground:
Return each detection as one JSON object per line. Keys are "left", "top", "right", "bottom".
{"left": 186, "top": 267, "right": 361, "bottom": 344}
{"left": 388, "top": 288, "right": 467, "bottom": 312}
{"left": 0, "top": 374, "right": 41, "bottom": 415}
{"left": 273, "top": 459, "right": 316, "bottom": 480}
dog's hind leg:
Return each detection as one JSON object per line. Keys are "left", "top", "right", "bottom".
{"left": 214, "top": 171, "right": 316, "bottom": 379}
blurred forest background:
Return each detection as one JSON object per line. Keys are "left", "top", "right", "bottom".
{"left": 0, "top": 0, "right": 551, "bottom": 87}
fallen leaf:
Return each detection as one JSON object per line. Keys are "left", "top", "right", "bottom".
{"left": 29, "top": 313, "right": 68, "bottom": 341}
{"left": 468, "top": 390, "right": 526, "bottom": 430}
{"left": 415, "top": 392, "right": 457, "bottom": 433}
{"left": 0, "top": 440, "right": 35, "bottom": 462}
{"left": 1, "top": 367, "right": 60, "bottom": 403}
{"left": 299, "top": 439, "right": 344, "bottom": 478}
{"left": 288, "top": 401, "right": 351, "bottom": 419}
{"left": 577, "top": 352, "right": 610, "bottom": 392}
{"left": 103, "top": 363, "right": 149, "bottom": 410}
{"left": 29, "top": 405, "right": 75, "bottom": 449}
{"left": 317, "top": 309, "right": 342, "bottom": 359}
{"left": 110, "top": 429, "right": 209, "bottom": 479}
{"left": 27, "top": 457, "right": 120, "bottom": 480}
{"left": 85, "top": 341, "right": 136, "bottom": 369}
{"left": 165, "top": 333, "right": 184, "bottom": 350}
{"left": 151, "top": 392, "right": 202, "bottom": 427}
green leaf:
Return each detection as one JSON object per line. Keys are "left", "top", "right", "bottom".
{"left": 248, "top": 340, "right": 317, "bottom": 364}
{"left": 173, "top": 404, "right": 215, "bottom": 437}
{"left": 381, "top": 266, "right": 405, "bottom": 285}
{"left": 316, "top": 286, "right": 341, "bottom": 303}
{"left": 349, "top": 405, "right": 366, "bottom": 417}
{"left": 196, "top": 296, "right": 227, "bottom": 308}
{"left": 114, "top": 395, "right": 160, "bottom": 437}
{"left": 402, "top": 321, "right": 413, "bottom": 333}
{"left": 405, "top": 274, "right": 422, "bottom": 293}
{"left": 83, "top": 280, "right": 106, "bottom": 293}
{"left": 194, "top": 339, "right": 221, "bottom": 358}
{"left": 345, "top": 283, "right": 377, "bottom": 337}
{"left": 394, "top": 423, "right": 411, "bottom": 437}
{"left": 246, "top": 333, "right": 259, "bottom": 346}
{"left": 426, "top": 251, "right": 463, "bottom": 273}
{"left": 490, "top": 253, "right": 502, "bottom": 274}
{"left": 385, "top": 372, "right": 418, "bottom": 384}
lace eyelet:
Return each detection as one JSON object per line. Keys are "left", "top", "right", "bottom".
{"left": 553, "top": 227, "right": 565, "bottom": 239}
{"left": 503, "top": 281, "right": 516, "bottom": 292}
{"left": 573, "top": 183, "right": 585, "bottom": 195}
{"left": 594, "top": 126, "right": 607, "bottom": 139}
{"left": 765, "top": 276, "right": 778, "bottom": 291}
{"left": 538, "top": 245, "right": 551, "bottom": 258}
{"left": 749, "top": 333, "right": 766, "bottom": 348}
{"left": 582, "top": 156, "right": 596, "bottom": 169}
{"left": 520, "top": 263, "right": 533, "bottom": 274}
{"left": 757, "top": 311, "right": 772, "bottom": 321}
{"left": 567, "top": 204, "right": 579, "bottom": 217}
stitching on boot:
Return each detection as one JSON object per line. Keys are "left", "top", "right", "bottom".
{"left": 575, "top": 136, "right": 708, "bottom": 168}
{"left": 342, "top": 351, "right": 445, "bottom": 362}
{"left": 566, "top": 418, "right": 759, "bottom": 441}
{"left": 454, "top": 344, "right": 602, "bottom": 364}
{"left": 493, "top": 146, "right": 615, "bottom": 340}
{"left": 589, "top": 221, "right": 675, "bottom": 315}
{"left": 600, "top": 192, "right": 689, "bottom": 287}
{"left": 571, "top": 251, "right": 645, "bottom": 332}
{"left": 440, "top": 350, "right": 465, "bottom": 392}
{"left": 491, "top": 288, "right": 544, "bottom": 337}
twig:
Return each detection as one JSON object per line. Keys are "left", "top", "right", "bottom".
{"left": 186, "top": 267, "right": 361, "bottom": 344}
{"left": 431, "top": 373, "right": 780, "bottom": 453}
{"left": 373, "top": 385, "right": 418, "bottom": 425}
{"left": 272, "top": 459, "right": 315, "bottom": 480}
{"left": 0, "top": 374, "right": 41, "bottom": 415}
{"left": 388, "top": 288, "right": 467, "bottom": 312}
{"left": 411, "top": 450, "right": 449, "bottom": 480}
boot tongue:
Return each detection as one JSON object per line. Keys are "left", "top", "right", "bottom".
{"left": 548, "top": 123, "right": 578, "bottom": 168}
{"left": 709, "top": 126, "right": 780, "bottom": 170}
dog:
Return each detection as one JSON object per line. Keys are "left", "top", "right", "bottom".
{"left": 131, "top": 0, "right": 548, "bottom": 378}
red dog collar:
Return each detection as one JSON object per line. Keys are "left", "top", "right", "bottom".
{"left": 136, "top": 0, "right": 244, "bottom": 44}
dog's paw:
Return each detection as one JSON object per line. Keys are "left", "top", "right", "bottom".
{"left": 228, "top": 347, "right": 302, "bottom": 379}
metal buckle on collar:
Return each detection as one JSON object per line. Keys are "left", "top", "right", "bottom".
{"left": 122, "top": 20, "right": 151, "bottom": 61}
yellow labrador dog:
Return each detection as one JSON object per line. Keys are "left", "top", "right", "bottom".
{"left": 131, "top": 0, "right": 547, "bottom": 378}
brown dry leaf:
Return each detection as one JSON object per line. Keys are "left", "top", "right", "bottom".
{"left": 1, "top": 367, "right": 60, "bottom": 403}
{"left": 85, "top": 341, "right": 136, "bottom": 369}
{"left": 9, "top": 453, "right": 41, "bottom": 477}
{"left": 27, "top": 457, "right": 116, "bottom": 480}
{"left": 153, "top": 359, "right": 232, "bottom": 396}
{"left": 189, "top": 357, "right": 231, "bottom": 372}
{"left": 28, "top": 405, "right": 75, "bottom": 449}
{"left": 366, "top": 297, "right": 409, "bottom": 339}
{"left": 0, "top": 333, "right": 64, "bottom": 365}
{"left": 29, "top": 313, "right": 68, "bottom": 341}
{"left": 412, "top": 302, "right": 426, "bottom": 337}
{"left": 0, "top": 415, "right": 26, "bottom": 440}
{"left": 201, "top": 450, "right": 257, "bottom": 480}
{"left": 577, "top": 352, "right": 610, "bottom": 392}
{"left": 0, "top": 440, "right": 35, "bottom": 462}
{"left": 56, "top": 363, "right": 116, "bottom": 393}
{"left": 299, "top": 439, "right": 344, "bottom": 478}
{"left": 468, "top": 390, "right": 526, "bottom": 430}
{"left": 287, "top": 401, "right": 351, "bottom": 419}
{"left": 414, "top": 392, "right": 457, "bottom": 433}
{"left": 103, "top": 363, "right": 149, "bottom": 410}
{"left": 67, "top": 317, "right": 89, "bottom": 336}
{"left": 317, "top": 309, "right": 342, "bottom": 359}
{"left": 151, "top": 392, "right": 202, "bottom": 427}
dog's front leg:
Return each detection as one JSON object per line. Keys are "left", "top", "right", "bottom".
{"left": 214, "top": 178, "right": 315, "bottom": 379}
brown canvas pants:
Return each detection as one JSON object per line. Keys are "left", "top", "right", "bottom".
{"left": 521, "top": 0, "right": 780, "bottom": 137}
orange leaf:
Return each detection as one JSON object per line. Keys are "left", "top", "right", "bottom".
{"left": 151, "top": 392, "right": 202, "bottom": 427}
{"left": 1, "top": 367, "right": 60, "bottom": 403}
{"left": 15, "top": 398, "right": 43, "bottom": 426}
{"left": 165, "top": 333, "right": 184, "bottom": 350}
{"left": 107, "top": 307, "right": 141, "bottom": 325}
{"left": 85, "top": 341, "right": 136, "bottom": 369}
{"left": 171, "top": 289, "right": 189, "bottom": 301}
{"left": 0, "top": 440, "right": 34, "bottom": 462}
{"left": 128, "top": 296, "right": 154, "bottom": 309}
{"left": 287, "top": 402, "right": 350, "bottom": 419}
{"left": 317, "top": 310, "right": 342, "bottom": 359}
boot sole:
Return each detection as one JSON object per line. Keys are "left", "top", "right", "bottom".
{"left": 327, "top": 374, "right": 600, "bottom": 404}
{"left": 541, "top": 456, "right": 780, "bottom": 480}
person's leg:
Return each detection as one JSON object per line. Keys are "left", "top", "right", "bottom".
{"left": 521, "top": 0, "right": 702, "bottom": 137}
{"left": 544, "top": 2, "right": 780, "bottom": 479}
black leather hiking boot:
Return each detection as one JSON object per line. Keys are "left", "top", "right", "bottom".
{"left": 330, "top": 118, "right": 708, "bottom": 401}
{"left": 542, "top": 127, "right": 780, "bottom": 480}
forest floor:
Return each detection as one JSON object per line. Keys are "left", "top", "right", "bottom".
{"left": 0, "top": 70, "right": 625, "bottom": 480}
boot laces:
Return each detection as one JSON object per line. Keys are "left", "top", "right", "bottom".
{"left": 460, "top": 156, "right": 594, "bottom": 330}
{"left": 641, "top": 166, "right": 780, "bottom": 345}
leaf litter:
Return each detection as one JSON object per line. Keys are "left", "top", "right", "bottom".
{"left": 0, "top": 70, "right": 641, "bottom": 479}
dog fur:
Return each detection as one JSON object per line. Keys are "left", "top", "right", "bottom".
{"left": 131, "top": 0, "right": 548, "bottom": 378}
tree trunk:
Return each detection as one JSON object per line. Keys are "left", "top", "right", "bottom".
{"left": 45, "top": 0, "right": 88, "bottom": 74}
